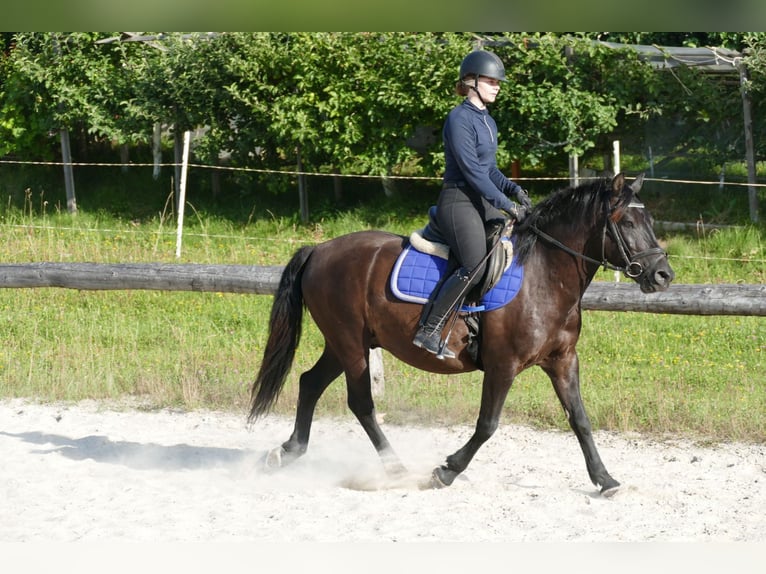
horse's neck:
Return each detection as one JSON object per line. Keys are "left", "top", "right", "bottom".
{"left": 531, "top": 222, "right": 602, "bottom": 296}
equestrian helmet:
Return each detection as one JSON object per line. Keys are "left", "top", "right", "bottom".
{"left": 459, "top": 50, "right": 506, "bottom": 82}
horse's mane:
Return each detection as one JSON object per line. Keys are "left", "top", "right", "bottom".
{"left": 513, "top": 177, "right": 611, "bottom": 264}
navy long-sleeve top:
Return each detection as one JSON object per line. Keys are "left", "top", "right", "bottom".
{"left": 442, "top": 99, "right": 520, "bottom": 214}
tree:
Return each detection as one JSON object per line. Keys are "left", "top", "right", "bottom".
{"left": 3, "top": 32, "right": 765, "bottom": 207}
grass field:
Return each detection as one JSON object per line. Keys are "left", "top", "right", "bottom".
{"left": 0, "top": 165, "right": 764, "bottom": 443}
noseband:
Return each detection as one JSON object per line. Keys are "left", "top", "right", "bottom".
{"left": 530, "top": 199, "right": 668, "bottom": 278}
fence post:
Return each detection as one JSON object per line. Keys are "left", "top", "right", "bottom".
{"left": 175, "top": 131, "right": 191, "bottom": 259}
{"left": 297, "top": 146, "right": 309, "bottom": 224}
{"left": 569, "top": 154, "right": 579, "bottom": 188}
{"left": 59, "top": 129, "right": 77, "bottom": 215}
{"left": 738, "top": 61, "right": 760, "bottom": 223}
{"left": 370, "top": 347, "right": 385, "bottom": 398}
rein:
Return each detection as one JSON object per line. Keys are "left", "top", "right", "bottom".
{"left": 530, "top": 200, "right": 667, "bottom": 278}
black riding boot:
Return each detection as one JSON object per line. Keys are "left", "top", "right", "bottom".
{"left": 413, "top": 268, "right": 471, "bottom": 359}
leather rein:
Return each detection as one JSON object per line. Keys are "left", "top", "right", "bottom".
{"left": 529, "top": 199, "right": 667, "bottom": 278}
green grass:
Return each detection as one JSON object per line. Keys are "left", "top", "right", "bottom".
{"left": 0, "top": 165, "right": 764, "bottom": 444}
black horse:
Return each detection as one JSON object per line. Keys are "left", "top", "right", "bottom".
{"left": 248, "top": 173, "right": 675, "bottom": 496}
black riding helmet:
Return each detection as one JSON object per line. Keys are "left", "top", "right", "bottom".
{"left": 459, "top": 50, "right": 506, "bottom": 106}
{"left": 459, "top": 50, "right": 506, "bottom": 82}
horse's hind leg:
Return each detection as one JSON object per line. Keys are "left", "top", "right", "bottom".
{"left": 267, "top": 346, "right": 342, "bottom": 469}
{"left": 344, "top": 350, "right": 408, "bottom": 477}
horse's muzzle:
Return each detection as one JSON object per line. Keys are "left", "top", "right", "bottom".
{"left": 639, "top": 260, "right": 675, "bottom": 293}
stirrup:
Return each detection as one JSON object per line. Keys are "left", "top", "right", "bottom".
{"left": 436, "top": 340, "right": 456, "bottom": 360}
{"left": 413, "top": 329, "right": 455, "bottom": 359}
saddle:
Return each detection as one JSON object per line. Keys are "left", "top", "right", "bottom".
{"left": 408, "top": 205, "right": 514, "bottom": 301}
{"left": 390, "top": 207, "right": 524, "bottom": 366}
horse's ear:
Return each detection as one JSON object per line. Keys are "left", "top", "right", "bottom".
{"left": 610, "top": 173, "right": 625, "bottom": 197}
{"left": 629, "top": 173, "right": 645, "bottom": 193}
{"left": 608, "top": 173, "right": 632, "bottom": 217}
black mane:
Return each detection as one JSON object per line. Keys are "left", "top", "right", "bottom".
{"left": 513, "top": 177, "right": 612, "bottom": 264}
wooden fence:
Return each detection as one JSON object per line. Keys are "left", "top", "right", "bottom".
{"left": 2, "top": 262, "right": 762, "bottom": 396}
{"left": 0, "top": 262, "right": 764, "bottom": 316}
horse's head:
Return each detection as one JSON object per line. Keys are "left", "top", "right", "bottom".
{"left": 604, "top": 173, "right": 675, "bottom": 293}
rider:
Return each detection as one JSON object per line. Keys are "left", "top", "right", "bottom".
{"left": 412, "top": 49, "right": 532, "bottom": 359}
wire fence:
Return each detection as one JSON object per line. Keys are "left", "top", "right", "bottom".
{"left": 3, "top": 157, "right": 766, "bottom": 186}
{"left": 1, "top": 157, "right": 765, "bottom": 269}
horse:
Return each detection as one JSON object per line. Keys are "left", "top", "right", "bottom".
{"left": 247, "top": 172, "right": 675, "bottom": 496}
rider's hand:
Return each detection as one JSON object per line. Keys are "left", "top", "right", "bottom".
{"left": 513, "top": 187, "right": 533, "bottom": 211}
{"left": 508, "top": 203, "right": 528, "bottom": 223}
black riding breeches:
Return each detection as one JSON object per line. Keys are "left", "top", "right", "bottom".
{"left": 436, "top": 186, "right": 500, "bottom": 289}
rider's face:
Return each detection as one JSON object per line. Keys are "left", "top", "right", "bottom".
{"left": 475, "top": 76, "right": 501, "bottom": 104}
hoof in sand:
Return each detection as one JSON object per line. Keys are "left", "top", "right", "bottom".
{"left": 419, "top": 468, "right": 448, "bottom": 490}
{"left": 601, "top": 484, "right": 620, "bottom": 498}
{"left": 264, "top": 446, "right": 284, "bottom": 470}
{"left": 385, "top": 463, "right": 409, "bottom": 478}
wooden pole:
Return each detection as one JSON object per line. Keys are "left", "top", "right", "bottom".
{"left": 175, "top": 131, "right": 191, "bottom": 259}
{"left": 152, "top": 122, "right": 162, "bottom": 180}
{"left": 120, "top": 143, "right": 130, "bottom": 173}
{"left": 173, "top": 126, "right": 183, "bottom": 213}
{"left": 582, "top": 282, "right": 766, "bottom": 316}
{"left": 369, "top": 347, "right": 385, "bottom": 398}
{"left": 569, "top": 154, "right": 579, "bottom": 188}
{"left": 0, "top": 262, "right": 284, "bottom": 294}
{"left": 59, "top": 128, "right": 77, "bottom": 215}
{"left": 738, "top": 61, "right": 759, "bottom": 223}
{"left": 0, "top": 263, "right": 764, "bottom": 317}
{"left": 52, "top": 34, "right": 77, "bottom": 216}
{"left": 297, "top": 146, "right": 309, "bottom": 224}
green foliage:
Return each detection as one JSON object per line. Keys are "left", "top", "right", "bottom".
{"left": 211, "top": 32, "right": 470, "bottom": 176}
{"left": 0, "top": 33, "right": 144, "bottom": 156}
{"left": 496, "top": 34, "right": 619, "bottom": 162}
{"left": 5, "top": 32, "right": 766, "bottom": 184}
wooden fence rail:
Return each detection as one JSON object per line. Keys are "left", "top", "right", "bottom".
{"left": 2, "top": 262, "right": 762, "bottom": 398}
{"left": 0, "top": 262, "right": 764, "bottom": 316}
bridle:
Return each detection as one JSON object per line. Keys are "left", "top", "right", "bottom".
{"left": 529, "top": 198, "right": 668, "bottom": 279}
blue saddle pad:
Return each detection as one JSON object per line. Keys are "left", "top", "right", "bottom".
{"left": 390, "top": 239, "right": 524, "bottom": 312}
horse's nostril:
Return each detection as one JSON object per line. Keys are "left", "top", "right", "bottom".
{"left": 656, "top": 269, "right": 674, "bottom": 285}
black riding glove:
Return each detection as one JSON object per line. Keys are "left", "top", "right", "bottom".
{"left": 512, "top": 187, "right": 533, "bottom": 211}
{"left": 508, "top": 202, "right": 529, "bottom": 223}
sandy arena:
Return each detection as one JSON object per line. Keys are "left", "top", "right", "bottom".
{"left": 2, "top": 397, "right": 765, "bottom": 545}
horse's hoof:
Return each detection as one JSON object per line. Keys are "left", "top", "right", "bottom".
{"left": 600, "top": 479, "right": 621, "bottom": 498}
{"left": 421, "top": 466, "right": 459, "bottom": 489}
{"left": 385, "top": 462, "right": 409, "bottom": 478}
{"left": 601, "top": 484, "right": 620, "bottom": 498}
{"left": 419, "top": 468, "right": 448, "bottom": 490}
{"left": 264, "top": 446, "right": 284, "bottom": 470}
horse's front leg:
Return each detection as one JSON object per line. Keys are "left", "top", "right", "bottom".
{"left": 429, "top": 370, "right": 513, "bottom": 488}
{"left": 544, "top": 351, "right": 620, "bottom": 496}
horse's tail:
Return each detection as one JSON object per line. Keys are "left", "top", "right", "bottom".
{"left": 248, "top": 245, "right": 315, "bottom": 423}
